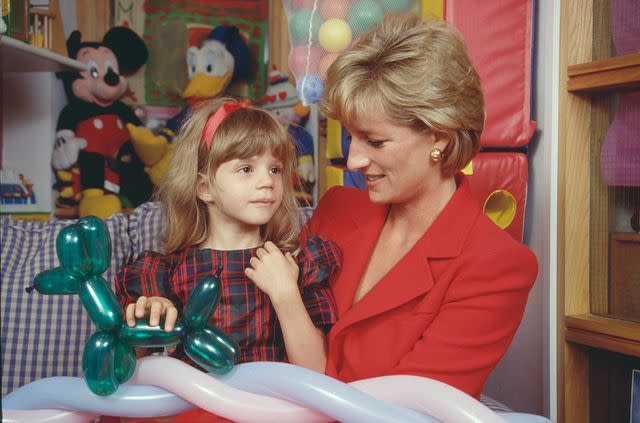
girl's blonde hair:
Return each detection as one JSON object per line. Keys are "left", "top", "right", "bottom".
{"left": 157, "top": 97, "right": 300, "bottom": 254}
{"left": 320, "top": 13, "right": 485, "bottom": 175}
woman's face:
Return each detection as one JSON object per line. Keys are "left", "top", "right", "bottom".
{"left": 343, "top": 114, "right": 445, "bottom": 205}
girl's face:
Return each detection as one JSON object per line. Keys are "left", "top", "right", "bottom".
{"left": 206, "top": 151, "right": 284, "bottom": 230}
{"left": 343, "top": 114, "right": 446, "bottom": 205}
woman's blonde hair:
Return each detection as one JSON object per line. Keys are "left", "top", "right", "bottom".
{"left": 320, "top": 13, "right": 484, "bottom": 175}
{"left": 157, "top": 97, "right": 300, "bottom": 254}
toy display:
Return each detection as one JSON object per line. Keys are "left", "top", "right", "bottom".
{"left": 114, "top": 0, "right": 268, "bottom": 106}
{"left": 26, "top": 216, "right": 238, "bottom": 396}
{"left": 263, "top": 67, "right": 316, "bottom": 205}
{"left": 0, "top": 169, "right": 36, "bottom": 206}
{"left": 52, "top": 27, "right": 152, "bottom": 219}
{"left": 282, "top": 0, "right": 418, "bottom": 104}
{"left": 127, "top": 25, "right": 252, "bottom": 186}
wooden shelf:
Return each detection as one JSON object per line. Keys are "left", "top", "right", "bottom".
{"left": 567, "top": 52, "right": 640, "bottom": 93}
{"left": 565, "top": 314, "right": 640, "bottom": 357}
{"left": 0, "top": 35, "right": 85, "bottom": 72}
{"left": 611, "top": 231, "right": 640, "bottom": 242}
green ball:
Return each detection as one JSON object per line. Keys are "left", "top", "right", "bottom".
{"left": 289, "top": 8, "right": 324, "bottom": 45}
{"left": 377, "top": 0, "right": 414, "bottom": 12}
{"left": 348, "top": 0, "right": 384, "bottom": 35}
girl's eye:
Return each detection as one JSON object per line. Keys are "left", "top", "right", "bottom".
{"left": 238, "top": 166, "right": 252, "bottom": 173}
{"left": 270, "top": 166, "right": 282, "bottom": 175}
{"left": 367, "top": 140, "right": 386, "bottom": 148}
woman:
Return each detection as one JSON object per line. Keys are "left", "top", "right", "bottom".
{"left": 302, "top": 12, "right": 538, "bottom": 399}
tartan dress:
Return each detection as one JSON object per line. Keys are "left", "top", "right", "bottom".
{"left": 114, "top": 235, "right": 340, "bottom": 367}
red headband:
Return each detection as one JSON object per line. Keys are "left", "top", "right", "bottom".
{"left": 199, "top": 99, "right": 251, "bottom": 149}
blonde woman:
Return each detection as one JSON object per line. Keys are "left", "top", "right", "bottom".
{"left": 115, "top": 98, "right": 340, "bottom": 375}
{"left": 304, "top": 13, "right": 538, "bottom": 399}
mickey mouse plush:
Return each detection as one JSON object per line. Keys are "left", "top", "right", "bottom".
{"left": 53, "top": 27, "right": 152, "bottom": 218}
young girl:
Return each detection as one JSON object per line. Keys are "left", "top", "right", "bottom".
{"left": 114, "top": 98, "right": 340, "bottom": 373}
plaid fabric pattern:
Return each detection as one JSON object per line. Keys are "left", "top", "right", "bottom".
{"left": 128, "top": 201, "right": 164, "bottom": 256}
{"left": 115, "top": 235, "right": 340, "bottom": 365}
{"left": 0, "top": 214, "right": 131, "bottom": 396}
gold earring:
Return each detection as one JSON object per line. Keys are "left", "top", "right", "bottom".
{"left": 430, "top": 148, "right": 444, "bottom": 163}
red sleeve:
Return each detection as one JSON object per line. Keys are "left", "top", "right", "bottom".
{"left": 387, "top": 244, "right": 538, "bottom": 398}
{"left": 114, "top": 251, "right": 171, "bottom": 310}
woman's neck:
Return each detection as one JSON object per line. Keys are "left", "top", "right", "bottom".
{"left": 386, "top": 175, "right": 457, "bottom": 239}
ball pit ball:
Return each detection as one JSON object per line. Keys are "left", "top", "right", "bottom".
{"left": 319, "top": 19, "right": 353, "bottom": 53}
{"left": 289, "top": 8, "right": 323, "bottom": 45}
{"left": 319, "top": 0, "right": 354, "bottom": 19}
{"left": 297, "top": 75, "right": 324, "bottom": 105}
{"left": 377, "top": 0, "right": 414, "bottom": 11}
{"left": 291, "top": 0, "right": 315, "bottom": 7}
{"left": 288, "top": 45, "right": 322, "bottom": 75}
{"left": 348, "top": 0, "right": 384, "bottom": 34}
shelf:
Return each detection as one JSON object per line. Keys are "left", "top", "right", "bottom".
{"left": 567, "top": 52, "right": 640, "bottom": 93}
{"left": 565, "top": 314, "right": 640, "bottom": 357}
{"left": 0, "top": 34, "right": 85, "bottom": 72}
{"left": 611, "top": 231, "right": 640, "bottom": 242}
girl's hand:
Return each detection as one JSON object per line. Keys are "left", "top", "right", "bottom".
{"left": 125, "top": 296, "right": 178, "bottom": 332}
{"left": 246, "top": 241, "right": 299, "bottom": 302}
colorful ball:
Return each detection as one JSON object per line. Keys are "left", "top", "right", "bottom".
{"left": 288, "top": 45, "right": 322, "bottom": 76}
{"left": 296, "top": 75, "right": 324, "bottom": 105}
{"left": 291, "top": 0, "right": 315, "bottom": 7}
{"left": 319, "top": 19, "right": 353, "bottom": 53}
{"left": 319, "top": 53, "right": 339, "bottom": 77}
{"left": 348, "top": 0, "right": 384, "bottom": 35}
{"left": 289, "top": 8, "right": 324, "bottom": 45}
{"left": 377, "top": 0, "right": 414, "bottom": 11}
{"left": 319, "top": 0, "right": 354, "bottom": 19}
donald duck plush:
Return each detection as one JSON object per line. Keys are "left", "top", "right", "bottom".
{"left": 127, "top": 25, "right": 251, "bottom": 185}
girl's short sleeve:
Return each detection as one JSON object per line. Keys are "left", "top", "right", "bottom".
{"left": 296, "top": 235, "right": 342, "bottom": 332}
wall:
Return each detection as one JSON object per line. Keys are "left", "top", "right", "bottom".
{"left": 1, "top": 1, "right": 77, "bottom": 215}
{"left": 483, "top": 0, "right": 559, "bottom": 418}
{"left": 1, "top": 72, "right": 67, "bottom": 214}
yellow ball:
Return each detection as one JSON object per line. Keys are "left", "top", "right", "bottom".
{"left": 318, "top": 19, "right": 352, "bottom": 53}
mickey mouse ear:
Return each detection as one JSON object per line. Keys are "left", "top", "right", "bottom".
{"left": 103, "top": 27, "right": 149, "bottom": 76}
{"left": 66, "top": 30, "right": 83, "bottom": 59}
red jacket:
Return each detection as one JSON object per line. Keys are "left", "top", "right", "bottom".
{"left": 303, "top": 175, "right": 538, "bottom": 398}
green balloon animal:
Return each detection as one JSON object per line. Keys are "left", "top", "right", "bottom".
{"left": 27, "top": 216, "right": 239, "bottom": 396}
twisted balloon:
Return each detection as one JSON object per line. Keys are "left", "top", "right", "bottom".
{"left": 27, "top": 216, "right": 238, "bottom": 395}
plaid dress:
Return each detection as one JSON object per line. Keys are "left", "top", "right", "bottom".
{"left": 114, "top": 235, "right": 340, "bottom": 367}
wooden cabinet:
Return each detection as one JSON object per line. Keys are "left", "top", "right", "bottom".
{"left": 558, "top": 0, "right": 640, "bottom": 422}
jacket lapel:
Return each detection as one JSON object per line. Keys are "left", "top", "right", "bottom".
{"left": 330, "top": 205, "right": 387, "bottom": 317}
{"left": 330, "top": 175, "right": 481, "bottom": 335}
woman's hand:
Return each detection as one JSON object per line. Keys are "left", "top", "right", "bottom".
{"left": 245, "top": 241, "right": 299, "bottom": 303}
{"left": 125, "top": 296, "right": 178, "bottom": 332}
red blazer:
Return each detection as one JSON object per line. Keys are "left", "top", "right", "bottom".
{"left": 303, "top": 175, "right": 538, "bottom": 398}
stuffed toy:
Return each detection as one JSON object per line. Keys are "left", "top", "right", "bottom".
{"left": 52, "top": 27, "right": 152, "bottom": 219}
{"left": 263, "top": 67, "right": 315, "bottom": 205}
{"left": 127, "top": 25, "right": 251, "bottom": 186}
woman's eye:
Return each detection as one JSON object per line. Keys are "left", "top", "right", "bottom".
{"left": 367, "top": 140, "right": 386, "bottom": 148}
